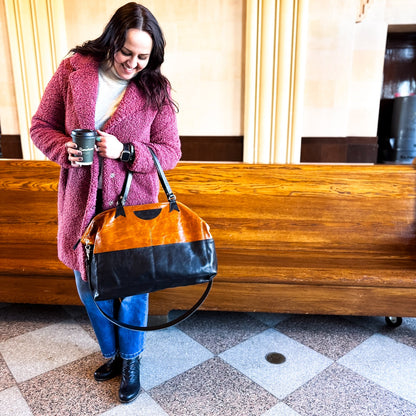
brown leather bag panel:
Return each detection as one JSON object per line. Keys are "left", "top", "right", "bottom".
{"left": 81, "top": 202, "right": 212, "bottom": 254}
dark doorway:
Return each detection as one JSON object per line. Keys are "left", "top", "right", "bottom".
{"left": 377, "top": 28, "right": 416, "bottom": 163}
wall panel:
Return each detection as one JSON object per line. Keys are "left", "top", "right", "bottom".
{"left": 4, "top": 0, "right": 67, "bottom": 159}
{"left": 63, "top": 0, "right": 244, "bottom": 137}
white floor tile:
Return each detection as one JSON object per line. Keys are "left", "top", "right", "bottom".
{"left": 261, "top": 402, "right": 302, "bottom": 416}
{"left": 99, "top": 392, "right": 169, "bottom": 415}
{"left": 220, "top": 328, "right": 333, "bottom": 399}
{"left": 0, "top": 386, "right": 33, "bottom": 416}
{"left": 0, "top": 321, "right": 99, "bottom": 382}
{"left": 141, "top": 326, "right": 214, "bottom": 390}
{"left": 338, "top": 333, "right": 416, "bottom": 404}
{"left": 248, "top": 312, "right": 291, "bottom": 327}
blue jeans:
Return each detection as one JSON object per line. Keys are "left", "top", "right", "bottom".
{"left": 74, "top": 271, "right": 148, "bottom": 359}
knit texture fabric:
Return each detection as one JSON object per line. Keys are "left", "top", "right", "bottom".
{"left": 30, "top": 53, "right": 181, "bottom": 280}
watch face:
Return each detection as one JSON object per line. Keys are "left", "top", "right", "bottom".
{"left": 121, "top": 143, "right": 130, "bottom": 161}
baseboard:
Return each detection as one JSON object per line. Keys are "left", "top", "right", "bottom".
{"left": 301, "top": 136, "right": 378, "bottom": 163}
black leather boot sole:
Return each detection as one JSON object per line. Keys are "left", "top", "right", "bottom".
{"left": 119, "top": 356, "right": 141, "bottom": 403}
{"left": 94, "top": 355, "right": 122, "bottom": 382}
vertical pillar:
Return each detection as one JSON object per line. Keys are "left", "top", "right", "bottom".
{"left": 244, "top": 0, "right": 309, "bottom": 163}
{"left": 4, "top": 0, "right": 67, "bottom": 160}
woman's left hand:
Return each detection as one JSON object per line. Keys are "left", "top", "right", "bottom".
{"left": 95, "top": 130, "right": 124, "bottom": 159}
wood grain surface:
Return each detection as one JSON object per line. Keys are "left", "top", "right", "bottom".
{"left": 1, "top": 160, "right": 416, "bottom": 317}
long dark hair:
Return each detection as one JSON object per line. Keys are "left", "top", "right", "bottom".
{"left": 70, "top": 2, "right": 177, "bottom": 111}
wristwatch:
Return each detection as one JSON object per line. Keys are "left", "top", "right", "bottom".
{"left": 120, "top": 143, "right": 135, "bottom": 163}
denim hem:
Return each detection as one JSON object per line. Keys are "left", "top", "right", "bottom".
{"left": 102, "top": 350, "right": 118, "bottom": 359}
{"left": 119, "top": 351, "right": 143, "bottom": 360}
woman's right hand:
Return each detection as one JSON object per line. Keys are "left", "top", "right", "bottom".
{"left": 65, "top": 142, "right": 83, "bottom": 167}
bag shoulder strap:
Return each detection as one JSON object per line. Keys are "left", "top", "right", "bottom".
{"left": 91, "top": 280, "right": 213, "bottom": 331}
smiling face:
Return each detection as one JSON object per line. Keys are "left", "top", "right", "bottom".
{"left": 112, "top": 28, "right": 153, "bottom": 80}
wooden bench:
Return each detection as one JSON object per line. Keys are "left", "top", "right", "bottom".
{"left": 1, "top": 159, "right": 416, "bottom": 321}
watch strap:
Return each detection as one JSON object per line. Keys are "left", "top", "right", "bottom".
{"left": 128, "top": 143, "right": 135, "bottom": 163}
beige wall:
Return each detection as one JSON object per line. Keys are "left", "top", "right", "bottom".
{"left": 3, "top": 1, "right": 416, "bottom": 148}
{"left": 0, "top": 0, "right": 19, "bottom": 134}
{"left": 303, "top": 0, "right": 416, "bottom": 138}
{"left": 64, "top": 0, "right": 244, "bottom": 136}
{"left": 0, "top": 0, "right": 244, "bottom": 137}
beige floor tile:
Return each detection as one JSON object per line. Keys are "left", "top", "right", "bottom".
{"left": 0, "top": 386, "right": 33, "bottom": 416}
{"left": 0, "top": 320, "right": 99, "bottom": 382}
{"left": 99, "top": 392, "right": 169, "bottom": 416}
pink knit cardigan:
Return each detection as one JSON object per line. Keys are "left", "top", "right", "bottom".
{"left": 30, "top": 53, "right": 181, "bottom": 280}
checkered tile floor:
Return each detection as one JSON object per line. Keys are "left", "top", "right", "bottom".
{"left": 1, "top": 303, "right": 416, "bottom": 415}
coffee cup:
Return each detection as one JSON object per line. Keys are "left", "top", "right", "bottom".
{"left": 71, "top": 129, "right": 97, "bottom": 166}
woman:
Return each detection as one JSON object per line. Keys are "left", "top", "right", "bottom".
{"left": 30, "top": 2, "right": 181, "bottom": 404}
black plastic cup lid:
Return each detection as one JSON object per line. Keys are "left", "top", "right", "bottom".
{"left": 71, "top": 129, "right": 97, "bottom": 137}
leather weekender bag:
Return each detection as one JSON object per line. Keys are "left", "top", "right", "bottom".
{"left": 80, "top": 148, "right": 217, "bottom": 330}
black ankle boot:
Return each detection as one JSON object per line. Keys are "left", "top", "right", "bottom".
{"left": 94, "top": 354, "right": 122, "bottom": 382}
{"left": 119, "top": 356, "right": 141, "bottom": 403}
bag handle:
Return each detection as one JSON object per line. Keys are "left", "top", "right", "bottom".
{"left": 149, "top": 148, "right": 178, "bottom": 210}
{"left": 91, "top": 147, "right": 213, "bottom": 331}
{"left": 116, "top": 148, "right": 178, "bottom": 217}
{"left": 91, "top": 280, "right": 213, "bottom": 331}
